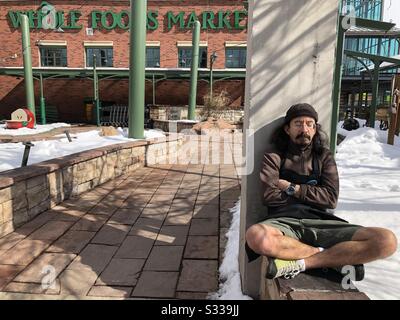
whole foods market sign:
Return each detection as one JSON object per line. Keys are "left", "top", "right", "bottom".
{"left": 7, "top": 7, "right": 247, "bottom": 31}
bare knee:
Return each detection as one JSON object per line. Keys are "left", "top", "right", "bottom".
{"left": 245, "top": 224, "right": 280, "bottom": 256}
{"left": 368, "top": 228, "right": 398, "bottom": 259}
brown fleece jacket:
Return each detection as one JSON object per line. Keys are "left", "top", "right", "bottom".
{"left": 260, "top": 141, "right": 339, "bottom": 212}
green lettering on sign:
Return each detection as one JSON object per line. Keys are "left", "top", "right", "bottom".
{"left": 218, "top": 10, "right": 231, "bottom": 29}
{"left": 70, "top": 10, "right": 82, "bottom": 29}
{"left": 8, "top": 11, "right": 23, "bottom": 28}
{"left": 234, "top": 10, "right": 247, "bottom": 30}
{"left": 167, "top": 11, "right": 185, "bottom": 29}
{"left": 27, "top": 10, "right": 37, "bottom": 28}
{"left": 147, "top": 11, "right": 159, "bottom": 30}
{"left": 56, "top": 11, "right": 66, "bottom": 29}
{"left": 101, "top": 11, "right": 117, "bottom": 30}
{"left": 91, "top": 10, "right": 102, "bottom": 29}
{"left": 6, "top": 8, "right": 247, "bottom": 31}
{"left": 202, "top": 11, "right": 216, "bottom": 30}
{"left": 118, "top": 10, "right": 130, "bottom": 30}
{"left": 186, "top": 11, "right": 197, "bottom": 30}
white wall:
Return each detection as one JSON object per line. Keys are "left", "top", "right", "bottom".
{"left": 239, "top": 0, "right": 339, "bottom": 299}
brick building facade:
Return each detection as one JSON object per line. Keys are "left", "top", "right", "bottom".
{"left": 0, "top": 0, "right": 247, "bottom": 122}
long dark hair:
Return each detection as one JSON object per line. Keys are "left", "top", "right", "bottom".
{"left": 270, "top": 123, "right": 329, "bottom": 155}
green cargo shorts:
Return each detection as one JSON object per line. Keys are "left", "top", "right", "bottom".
{"left": 260, "top": 217, "right": 363, "bottom": 248}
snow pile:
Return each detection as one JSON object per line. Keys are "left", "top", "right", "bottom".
{"left": 0, "top": 123, "right": 71, "bottom": 136}
{"left": 335, "top": 127, "right": 400, "bottom": 299}
{"left": 0, "top": 129, "right": 165, "bottom": 172}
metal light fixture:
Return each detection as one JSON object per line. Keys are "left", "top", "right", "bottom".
{"left": 209, "top": 51, "right": 218, "bottom": 96}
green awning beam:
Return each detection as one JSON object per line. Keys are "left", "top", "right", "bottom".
{"left": 0, "top": 67, "right": 246, "bottom": 80}
{"left": 345, "top": 50, "right": 400, "bottom": 66}
{"left": 352, "top": 17, "right": 395, "bottom": 31}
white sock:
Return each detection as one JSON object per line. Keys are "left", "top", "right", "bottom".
{"left": 318, "top": 247, "right": 324, "bottom": 252}
{"left": 296, "top": 259, "right": 306, "bottom": 272}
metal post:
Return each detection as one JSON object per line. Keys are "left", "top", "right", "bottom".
{"left": 93, "top": 54, "right": 100, "bottom": 127}
{"left": 39, "top": 74, "right": 46, "bottom": 125}
{"left": 152, "top": 74, "right": 156, "bottom": 105}
{"left": 330, "top": 21, "right": 345, "bottom": 153}
{"left": 210, "top": 59, "right": 214, "bottom": 97}
{"left": 128, "top": 0, "right": 147, "bottom": 139}
{"left": 188, "top": 20, "right": 200, "bottom": 120}
{"left": 21, "top": 141, "right": 34, "bottom": 167}
{"left": 369, "top": 59, "right": 380, "bottom": 128}
{"left": 21, "top": 14, "right": 36, "bottom": 123}
{"left": 65, "top": 130, "right": 72, "bottom": 142}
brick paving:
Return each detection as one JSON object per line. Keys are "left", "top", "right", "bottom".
{"left": 0, "top": 133, "right": 242, "bottom": 299}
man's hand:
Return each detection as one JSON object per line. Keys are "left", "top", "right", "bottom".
{"left": 277, "top": 179, "right": 291, "bottom": 191}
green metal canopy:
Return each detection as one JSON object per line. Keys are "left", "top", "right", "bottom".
{"left": 330, "top": 15, "right": 397, "bottom": 152}
{"left": 0, "top": 67, "right": 246, "bottom": 81}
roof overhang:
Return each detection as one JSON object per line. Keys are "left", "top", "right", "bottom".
{"left": 0, "top": 67, "right": 246, "bottom": 81}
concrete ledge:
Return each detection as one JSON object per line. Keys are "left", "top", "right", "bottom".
{"left": 259, "top": 257, "right": 370, "bottom": 300}
{"left": 0, "top": 134, "right": 184, "bottom": 237}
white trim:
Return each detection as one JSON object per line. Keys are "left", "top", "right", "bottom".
{"left": 83, "top": 41, "right": 113, "bottom": 47}
{"left": 177, "top": 41, "right": 208, "bottom": 47}
{"left": 225, "top": 41, "right": 247, "bottom": 47}
{"left": 37, "top": 40, "right": 67, "bottom": 46}
{"left": 146, "top": 41, "right": 160, "bottom": 47}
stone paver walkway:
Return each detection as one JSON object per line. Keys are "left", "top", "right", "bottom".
{"left": 0, "top": 133, "right": 242, "bottom": 299}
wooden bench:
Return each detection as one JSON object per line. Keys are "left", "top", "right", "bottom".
{"left": 259, "top": 257, "right": 370, "bottom": 300}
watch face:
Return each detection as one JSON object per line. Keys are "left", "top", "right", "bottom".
{"left": 285, "top": 185, "right": 295, "bottom": 196}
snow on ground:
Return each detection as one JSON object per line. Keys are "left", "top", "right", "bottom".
{"left": 214, "top": 124, "right": 400, "bottom": 300}
{"left": 0, "top": 123, "right": 71, "bottom": 136}
{"left": 209, "top": 200, "right": 252, "bottom": 300}
{"left": 335, "top": 125, "right": 400, "bottom": 300}
{"left": 0, "top": 128, "right": 165, "bottom": 172}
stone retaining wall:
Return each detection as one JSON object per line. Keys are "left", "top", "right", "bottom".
{"left": 149, "top": 105, "right": 244, "bottom": 124}
{"left": 0, "top": 134, "right": 184, "bottom": 238}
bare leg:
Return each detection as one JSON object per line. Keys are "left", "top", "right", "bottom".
{"left": 246, "top": 224, "right": 320, "bottom": 260}
{"left": 304, "top": 227, "right": 398, "bottom": 269}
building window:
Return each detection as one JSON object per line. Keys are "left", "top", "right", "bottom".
{"left": 146, "top": 47, "right": 160, "bottom": 67}
{"left": 178, "top": 47, "right": 207, "bottom": 68}
{"left": 40, "top": 47, "right": 67, "bottom": 67}
{"left": 86, "top": 47, "right": 113, "bottom": 67}
{"left": 225, "top": 48, "right": 246, "bottom": 68}
{"left": 341, "top": 0, "right": 383, "bottom": 21}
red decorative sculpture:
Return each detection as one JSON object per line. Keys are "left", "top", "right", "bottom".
{"left": 6, "top": 108, "right": 35, "bottom": 129}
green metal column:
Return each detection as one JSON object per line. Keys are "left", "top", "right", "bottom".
{"left": 93, "top": 54, "right": 100, "bottom": 126}
{"left": 369, "top": 59, "right": 381, "bottom": 128}
{"left": 210, "top": 62, "right": 214, "bottom": 97}
{"left": 330, "top": 21, "right": 345, "bottom": 153}
{"left": 152, "top": 74, "right": 156, "bottom": 105}
{"left": 188, "top": 20, "right": 200, "bottom": 120}
{"left": 39, "top": 74, "right": 46, "bottom": 125}
{"left": 21, "top": 14, "right": 36, "bottom": 123}
{"left": 128, "top": 0, "right": 147, "bottom": 139}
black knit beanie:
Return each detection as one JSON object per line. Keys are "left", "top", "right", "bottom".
{"left": 284, "top": 103, "right": 318, "bottom": 124}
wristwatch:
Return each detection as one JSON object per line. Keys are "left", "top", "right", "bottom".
{"left": 285, "top": 183, "right": 296, "bottom": 196}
